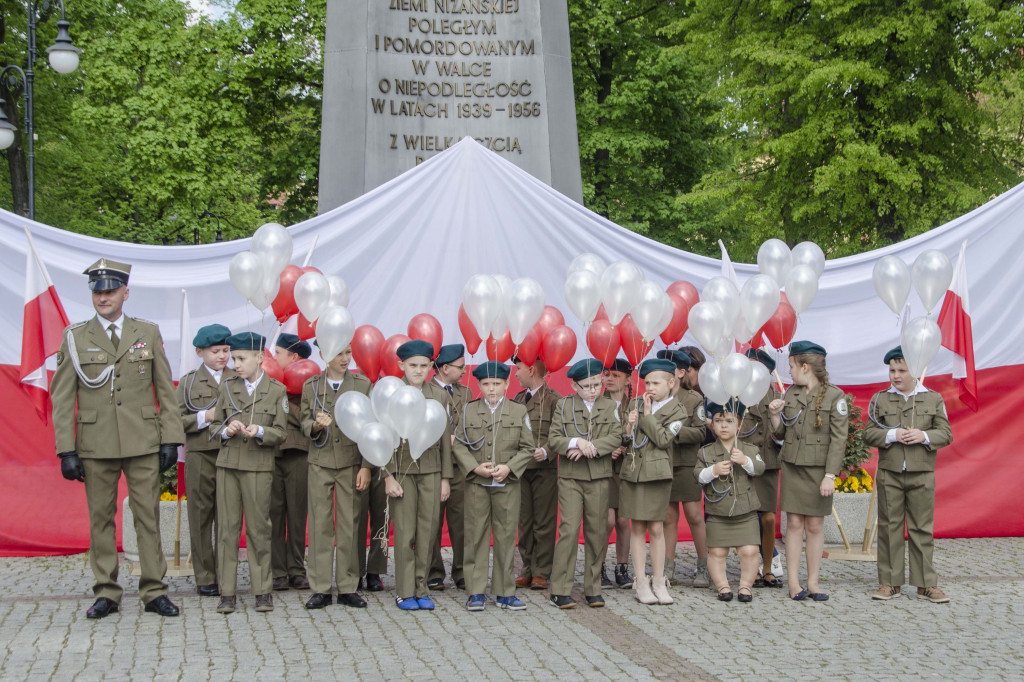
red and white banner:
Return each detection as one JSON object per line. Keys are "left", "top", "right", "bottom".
{"left": 938, "top": 241, "right": 978, "bottom": 411}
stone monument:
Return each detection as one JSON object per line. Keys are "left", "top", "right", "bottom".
{"left": 319, "top": 0, "right": 583, "bottom": 212}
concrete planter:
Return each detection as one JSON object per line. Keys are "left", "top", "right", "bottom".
{"left": 779, "top": 492, "right": 876, "bottom": 545}
{"left": 121, "top": 497, "right": 190, "bottom": 562}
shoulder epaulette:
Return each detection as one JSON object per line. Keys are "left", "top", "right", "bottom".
{"left": 66, "top": 321, "right": 88, "bottom": 332}
{"left": 129, "top": 316, "right": 159, "bottom": 327}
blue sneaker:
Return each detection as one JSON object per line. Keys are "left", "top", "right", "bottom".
{"left": 416, "top": 595, "right": 435, "bottom": 610}
{"left": 396, "top": 597, "right": 420, "bottom": 611}
{"left": 466, "top": 594, "right": 486, "bottom": 612}
{"left": 496, "top": 596, "right": 526, "bottom": 611}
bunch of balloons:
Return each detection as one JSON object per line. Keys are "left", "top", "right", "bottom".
{"left": 344, "top": 313, "right": 445, "bottom": 382}
{"left": 229, "top": 223, "right": 294, "bottom": 312}
{"left": 697, "top": 352, "right": 773, "bottom": 408}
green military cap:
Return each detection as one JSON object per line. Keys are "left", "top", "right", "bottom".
{"left": 193, "top": 324, "right": 232, "bottom": 348}
{"left": 789, "top": 340, "right": 827, "bottom": 357}
{"left": 607, "top": 358, "right": 633, "bottom": 374}
{"left": 397, "top": 339, "right": 434, "bottom": 360}
{"left": 707, "top": 398, "right": 747, "bottom": 418}
{"left": 84, "top": 258, "right": 131, "bottom": 291}
{"left": 745, "top": 348, "right": 776, "bottom": 373}
{"left": 276, "top": 333, "right": 311, "bottom": 359}
{"left": 567, "top": 358, "right": 604, "bottom": 382}
{"left": 656, "top": 349, "right": 691, "bottom": 370}
{"left": 472, "top": 361, "right": 510, "bottom": 381}
{"left": 227, "top": 332, "right": 266, "bottom": 351}
{"left": 435, "top": 344, "right": 465, "bottom": 367}
{"left": 884, "top": 346, "right": 904, "bottom": 365}
{"left": 638, "top": 359, "right": 676, "bottom": 379}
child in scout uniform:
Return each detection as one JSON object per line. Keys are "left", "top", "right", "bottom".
{"left": 547, "top": 359, "right": 623, "bottom": 609}
{"left": 427, "top": 344, "right": 471, "bottom": 591}
{"left": 270, "top": 334, "right": 312, "bottom": 591}
{"left": 601, "top": 358, "right": 634, "bottom": 588}
{"left": 300, "top": 341, "right": 373, "bottom": 609}
{"left": 768, "top": 340, "right": 849, "bottom": 602}
{"left": 176, "top": 323, "right": 234, "bottom": 597}
{"left": 741, "top": 348, "right": 784, "bottom": 589}
{"left": 622, "top": 358, "right": 685, "bottom": 606}
{"left": 512, "top": 356, "right": 561, "bottom": 592}
{"left": 695, "top": 400, "right": 765, "bottom": 603}
{"left": 658, "top": 349, "right": 711, "bottom": 589}
{"left": 210, "top": 332, "right": 289, "bottom": 614}
{"left": 453, "top": 361, "right": 535, "bottom": 611}
{"left": 864, "top": 347, "right": 953, "bottom": 603}
{"left": 385, "top": 340, "right": 453, "bottom": 611}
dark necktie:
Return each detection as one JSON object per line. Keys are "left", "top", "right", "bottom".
{"left": 444, "top": 384, "right": 454, "bottom": 397}
{"left": 108, "top": 323, "right": 119, "bottom": 348}
{"left": 525, "top": 390, "right": 534, "bottom": 403}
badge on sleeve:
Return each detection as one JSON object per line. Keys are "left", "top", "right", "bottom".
{"left": 281, "top": 397, "right": 289, "bottom": 414}
{"left": 56, "top": 351, "right": 64, "bottom": 366}
{"left": 836, "top": 398, "right": 848, "bottom": 416}
{"left": 669, "top": 421, "right": 683, "bottom": 436}
{"left": 696, "top": 405, "right": 706, "bottom": 423}
{"left": 524, "top": 414, "right": 532, "bottom": 431}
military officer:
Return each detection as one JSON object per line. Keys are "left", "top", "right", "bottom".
{"left": 177, "top": 323, "right": 235, "bottom": 596}
{"left": 511, "top": 355, "right": 561, "bottom": 592}
{"left": 51, "top": 258, "right": 185, "bottom": 619}
{"left": 864, "top": 346, "right": 953, "bottom": 603}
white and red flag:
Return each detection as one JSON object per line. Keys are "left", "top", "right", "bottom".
{"left": 937, "top": 240, "right": 978, "bottom": 411}
{"left": 20, "top": 227, "right": 70, "bottom": 423}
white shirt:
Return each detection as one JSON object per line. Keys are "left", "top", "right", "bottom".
{"left": 327, "top": 378, "right": 343, "bottom": 391}
{"left": 97, "top": 314, "right": 124, "bottom": 342}
{"left": 485, "top": 397, "right": 504, "bottom": 414}
{"left": 651, "top": 397, "right": 671, "bottom": 414}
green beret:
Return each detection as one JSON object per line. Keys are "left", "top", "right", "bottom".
{"left": 707, "top": 399, "right": 747, "bottom": 418}
{"left": 472, "top": 361, "right": 510, "bottom": 381}
{"left": 435, "top": 344, "right": 465, "bottom": 367}
{"left": 567, "top": 358, "right": 604, "bottom": 382}
{"left": 84, "top": 257, "right": 131, "bottom": 291}
{"left": 607, "top": 358, "right": 633, "bottom": 374}
{"left": 227, "top": 332, "right": 266, "bottom": 352}
{"left": 656, "top": 349, "right": 691, "bottom": 370}
{"left": 397, "top": 339, "right": 434, "bottom": 360}
{"left": 276, "top": 333, "right": 311, "bottom": 359}
{"left": 884, "top": 346, "right": 904, "bottom": 365}
{"left": 638, "top": 359, "right": 677, "bottom": 379}
{"left": 193, "top": 324, "right": 231, "bottom": 348}
{"left": 745, "top": 348, "right": 776, "bottom": 373}
{"left": 789, "top": 340, "right": 826, "bottom": 357}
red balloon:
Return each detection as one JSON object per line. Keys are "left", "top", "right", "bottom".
{"left": 594, "top": 304, "right": 609, "bottom": 323}
{"left": 458, "top": 304, "right": 482, "bottom": 355}
{"left": 514, "top": 326, "right": 543, "bottom": 365}
{"left": 761, "top": 298, "right": 797, "bottom": 349}
{"left": 586, "top": 320, "right": 621, "bottom": 368}
{"left": 296, "top": 313, "right": 316, "bottom": 340}
{"left": 617, "top": 315, "right": 654, "bottom": 367}
{"left": 284, "top": 358, "right": 320, "bottom": 395}
{"left": 666, "top": 281, "right": 700, "bottom": 310}
{"left": 352, "top": 325, "right": 385, "bottom": 382}
{"left": 407, "top": 313, "right": 443, "bottom": 359}
{"left": 659, "top": 294, "right": 690, "bottom": 346}
{"left": 748, "top": 331, "right": 766, "bottom": 349}
{"left": 380, "top": 334, "right": 411, "bottom": 378}
{"left": 540, "top": 325, "right": 576, "bottom": 372}
{"left": 261, "top": 353, "right": 285, "bottom": 384}
{"left": 535, "top": 305, "right": 565, "bottom": 339}
{"left": 486, "top": 330, "right": 515, "bottom": 363}
{"left": 272, "top": 265, "right": 303, "bottom": 323}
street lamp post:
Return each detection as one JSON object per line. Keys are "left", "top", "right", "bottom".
{"left": 0, "top": 0, "right": 82, "bottom": 220}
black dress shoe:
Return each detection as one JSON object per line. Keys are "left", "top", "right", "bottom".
{"left": 455, "top": 578, "right": 466, "bottom": 591}
{"left": 364, "top": 574, "right": 384, "bottom": 592}
{"left": 338, "top": 592, "right": 368, "bottom": 608}
{"left": 549, "top": 595, "right": 577, "bottom": 609}
{"left": 144, "top": 595, "right": 180, "bottom": 617}
{"left": 585, "top": 595, "right": 606, "bottom": 608}
{"left": 86, "top": 597, "right": 119, "bottom": 619}
{"left": 197, "top": 584, "right": 220, "bottom": 597}
{"left": 273, "top": 576, "right": 290, "bottom": 591}
{"left": 427, "top": 578, "right": 445, "bottom": 591}
{"left": 305, "top": 593, "right": 333, "bottom": 609}
{"left": 290, "top": 574, "right": 310, "bottom": 590}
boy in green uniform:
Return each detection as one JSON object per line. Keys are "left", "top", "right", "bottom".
{"left": 176, "top": 323, "right": 234, "bottom": 596}
{"left": 211, "top": 332, "right": 288, "bottom": 614}
{"left": 453, "top": 361, "right": 535, "bottom": 611}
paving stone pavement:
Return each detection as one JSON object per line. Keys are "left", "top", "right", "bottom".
{"left": 0, "top": 538, "right": 1021, "bottom": 681}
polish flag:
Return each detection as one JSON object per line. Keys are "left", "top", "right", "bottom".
{"left": 937, "top": 240, "right": 978, "bottom": 411}
{"left": 20, "top": 227, "right": 70, "bottom": 423}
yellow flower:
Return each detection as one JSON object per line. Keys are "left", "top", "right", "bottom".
{"left": 849, "top": 477, "right": 860, "bottom": 491}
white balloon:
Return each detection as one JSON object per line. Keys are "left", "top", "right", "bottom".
{"left": 568, "top": 253, "right": 606, "bottom": 277}
{"left": 740, "top": 274, "right": 781, "bottom": 332}
{"left": 229, "top": 251, "right": 263, "bottom": 300}
{"left": 462, "top": 274, "right": 503, "bottom": 341}
{"left": 630, "top": 281, "right": 671, "bottom": 341}
{"left": 248, "top": 274, "right": 279, "bottom": 312}
{"left": 702, "top": 276, "right": 741, "bottom": 328}
{"left": 600, "top": 261, "right": 644, "bottom": 325}
{"left": 792, "top": 242, "right": 826, "bottom": 278}
{"left": 720, "top": 352, "right": 753, "bottom": 398}
{"left": 912, "top": 250, "right": 953, "bottom": 314}
{"left": 408, "top": 399, "right": 447, "bottom": 461}
{"left": 872, "top": 256, "right": 911, "bottom": 316}
{"left": 901, "top": 317, "right": 942, "bottom": 380}
{"left": 506, "top": 278, "right": 546, "bottom": 345}
{"left": 251, "top": 222, "right": 293, "bottom": 278}
{"left": 732, "top": 314, "right": 756, "bottom": 345}
{"left": 388, "top": 385, "right": 427, "bottom": 440}
{"left": 739, "top": 361, "right": 772, "bottom": 407}
{"left": 370, "top": 376, "right": 404, "bottom": 426}
{"left": 699, "top": 359, "right": 730, "bottom": 405}
{"left": 295, "top": 271, "right": 331, "bottom": 322}
{"left": 315, "top": 305, "right": 355, "bottom": 363}
{"left": 335, "top": 391, "right": 374, "bottom": 442}
{"left": 564, "top": 270, "right": 602, "bottom": 323}
{"left": 357, "top": 422, "right": 397, "bottom": 468}
{"left": 713, "top": 334, "right": 735, "bottom": 359}
{"left": 785, "top": 264, "right": 819, "bottom": 315}
{"left": 489, "top": 274, "right": 513, "bottom": 338}
{"left": 687, "top": 301, "right": 727, "bottom": 353}
{"left": 757, "top": 239, "right": 793, "bottom": 288}
{"left": 656, "top": 294, "right": 674, "bottom": 337}
{"left": 326, "top": 275, "right": 350, "bottom": 308}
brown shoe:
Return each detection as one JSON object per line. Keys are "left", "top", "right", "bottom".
{"left": 530, "top": 577, "right": 548, "bottom": 590}
{"left": 216, "top": 596, "right": 236, "bottom": 614}
{"left": 514, "top": 575, "right": 532, "bottom": 588}
{"left": 289, "top": 574, "right": 310, "bottom": 590}
{"left": 255, "top": 594, "right": 274, "bottom": 612}
{"left": 917, "top": 586, "right": 950, "bottom": 603}
{"left": 872, "top": 585, "right": 901, "bottom": 600}
{"left": 272, "top": 576, "right": 290, "bottom": 591}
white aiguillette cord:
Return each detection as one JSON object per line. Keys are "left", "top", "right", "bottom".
{"left": 66, "top": 327, "right": 115, "bottom": 396}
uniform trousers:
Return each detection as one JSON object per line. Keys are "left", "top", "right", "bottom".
{"left": 464, "top": 480, "right": 521, "bottom": 597}
{"left": 184, "top": 450, "right": 219, "bottom": 586}
{"left": 876, "top": 468, "right": 938, "bottom": 588}
{"left": 550, "top": 478, "right": 609, "bottom": 597}
{"left": 270, "top": 449, "right": 308, "bottom": 579}
{"left": 391, "top": 472, "right": 440, "bottom": 598}
{"left": 216, "top": 468, "right": 273, "bottom": 597}
{"left": 517, "top": 468, "right": 558, "bottom": 579}
{"left": 307, "top": 462, "right": 361, "bottom": 594}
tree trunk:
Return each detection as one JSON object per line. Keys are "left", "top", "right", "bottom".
{"left": 1, "top": 80, "right": 29, "bottom": 217}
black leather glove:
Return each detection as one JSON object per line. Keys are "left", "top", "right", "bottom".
{"left": 158, "top": 444, "right": 179, "bottom": 473}
{"left": 58, "top": 451, "right": 86, "bottom": 482}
